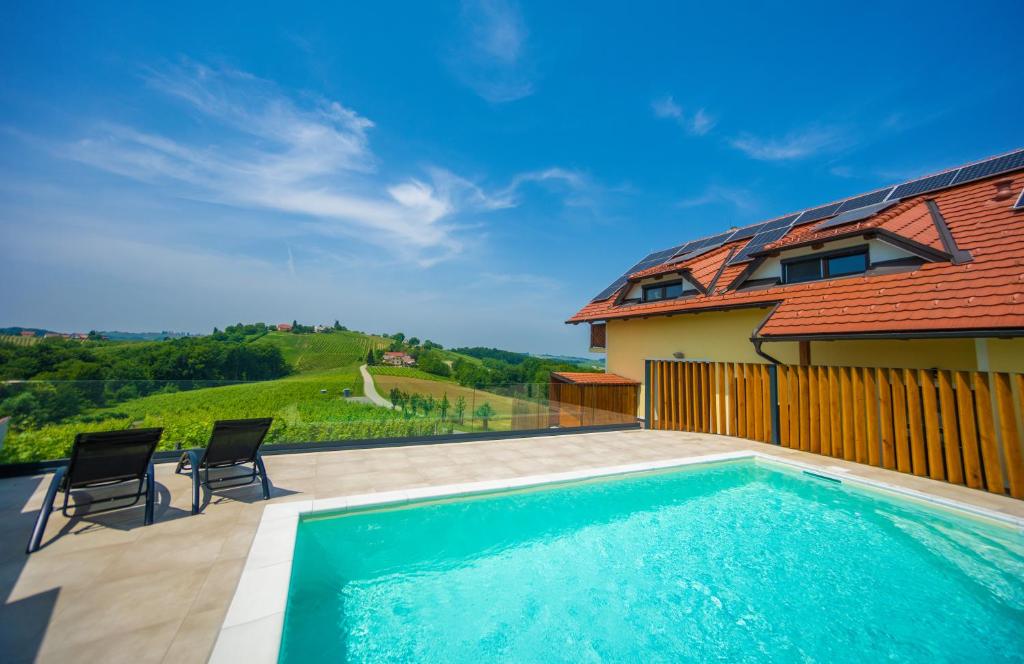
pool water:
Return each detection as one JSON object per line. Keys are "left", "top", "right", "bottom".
{"left": 280, "top": 461, "right": 1024, "bottom": 663}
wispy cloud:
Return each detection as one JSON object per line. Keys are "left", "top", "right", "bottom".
{"left": 448, "top": 0, "right": 534, "bottom": 103}
{"left": 62, "top": 61, "right": 520, "bottom": 266}
{"left": 729, "top": 125, "right": 849, "bottom": 161}
{"left": 675, "top": 184, "right": 757, "bottom": 212}
{"left": 651, "top": 95, "right": 715, "bottom": 136}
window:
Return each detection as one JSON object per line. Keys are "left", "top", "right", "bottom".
{"left": 783, "top": 247, "right": 868, "bottom": 284}
{"left": 642, "top": 280, "right": 688, "bottom": 302}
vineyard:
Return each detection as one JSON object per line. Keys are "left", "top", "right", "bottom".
{"left": 369, "top": 373, "right": 533, "bottom": 433}
{"left": 256, "top": 330, "right": 388, "bottom": 374}
{"left": 368, "top": 365, "right": 452, "bottom": 382}
{"left": 0, "top": 375, "right": 438, "bottom": 463}
{"left": 0, "top": 334, "right": 39, "bottom": 347}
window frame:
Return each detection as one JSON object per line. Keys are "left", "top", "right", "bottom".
{"left": 641, "top": 279, "right": 692, "bottom": 302}
{"left": 781, "top": 245, "right": 870, "bottom": 285}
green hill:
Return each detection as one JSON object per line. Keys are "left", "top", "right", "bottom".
{"left": 255, "top": 330, "right": 388, "bottom": 374}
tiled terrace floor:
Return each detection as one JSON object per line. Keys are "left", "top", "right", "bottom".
{"left": 1, "top": 429, "right": 1022, "bottom": 663}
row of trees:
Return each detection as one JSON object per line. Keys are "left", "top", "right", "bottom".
{"left": 386, "top": 389, "right": 497, "bottom": 429}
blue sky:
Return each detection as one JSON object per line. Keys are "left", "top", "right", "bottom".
{"left": 1, "top": 1, "right": 1021, "bottom": 355}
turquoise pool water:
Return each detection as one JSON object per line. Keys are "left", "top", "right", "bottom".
{"left": 280, "top": 460, "right": 1024, "bottom": 663}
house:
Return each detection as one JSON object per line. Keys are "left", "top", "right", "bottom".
{"left": 19, "top": 330, "right": 35, "bottom": 337}
{"left": 568, "top": 149, "right": 1024, "bottom": 416}
{"left": 276, "top": 323, "right": 293, "bottom": 332}
{"left": 382, "top": 351, "right": 416, "bottom": 367}
{"left": 314, "top": 324, "right": 329, "bottom": 333}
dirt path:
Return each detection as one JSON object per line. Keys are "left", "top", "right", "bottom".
{"left": 359, "top": 364, "right": 393, "bottom": 408}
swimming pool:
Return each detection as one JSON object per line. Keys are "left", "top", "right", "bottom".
{"left": 270, "top": 457, "right": 1023, "bottom": 662}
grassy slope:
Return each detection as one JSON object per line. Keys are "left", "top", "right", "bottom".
{"left": 255, "top": 330, "right": 388, "bottom": 377}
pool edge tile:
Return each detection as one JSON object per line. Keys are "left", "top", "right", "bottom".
{"left": 209, "top": 611, "right": 284, "bottom": 664}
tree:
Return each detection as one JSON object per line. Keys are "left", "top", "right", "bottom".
{"left": 365, "top": 348, "right": 375, "bottom": 366}
{"left": 392, "top": 332, "right": 405, "bottom": 344}
{"left": 474, "top": 402, "right": 495, "bottom": 430}
{"left": 407, "top": 337, "right": 420, "bottom": 346}
{"left": 333, "top": 320, "right": 342, "bottom": 330}
{"left": 388, "top": 387, "right": 402, "bottom": 409}
{"left": 454, "top": 396, "right": 467, "bottom": 424}
{"left": 439, "top": 393, "right": 450, "bottom": 420}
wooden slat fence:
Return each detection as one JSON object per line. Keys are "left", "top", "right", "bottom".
{"left": 648, "top": 360, "right": 1024, "bottom": 499}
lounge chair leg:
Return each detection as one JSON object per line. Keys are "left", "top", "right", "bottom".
{"left": 27, "top": 467, "right": 66, "bottom": 554}
{"left": 182, "top": 450, "right": 202, "bottom": 514}
{"left": 255, "top": 455, "right": 271, "bottom": 500}
{"left": 144, "top": 463, "right": 155, "bottom": 525}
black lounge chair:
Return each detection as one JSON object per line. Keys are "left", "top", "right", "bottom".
{"left": 175, "top": 418, "right": 273, "bottom": 514}
{"left": 27, "top": 428, "right": 162, "bottom": 554}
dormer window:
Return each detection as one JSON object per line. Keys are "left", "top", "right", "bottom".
{"left": 642, "top": 279, "right": 695, "bottom": 302}
{"left": 783, "top": 246, "right": 869, "bottom": 284}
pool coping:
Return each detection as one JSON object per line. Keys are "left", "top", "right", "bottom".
{"left": 208, "top": 450, "right": 1024, "bottom": 663}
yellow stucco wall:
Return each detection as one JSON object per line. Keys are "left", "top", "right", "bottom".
{"left": 604, "top": 308, "right": 1024, "bottom": 416}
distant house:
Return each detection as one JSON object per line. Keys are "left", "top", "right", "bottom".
{"left": 43, "top": 332, "right": 62, "bottom": 339}
{"left": 277, "top": 323, "right": 293, "bottom": 332}
{"left": 382, "top": 351, "right": 416, "bottom": 367}
{"left": 19, "top": 330, "right": 35, "bottom": 337}
{"left": 314, "top": 324, "right": 329, "bottom": 333}
{"left": 69, "top": 333, "right": 87, "bottom": 340}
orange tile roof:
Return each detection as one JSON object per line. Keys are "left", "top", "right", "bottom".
{"left": 568, "top": 162, "right": 1024, "bottom": 339}
{"left": 552, "top": 372, "right": 639, "bottom": 385}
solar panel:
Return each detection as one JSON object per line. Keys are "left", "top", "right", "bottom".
{"left": 1015, "top": 187, "right": 1024, "bottom": 210}
{"left": 793, "top": 202, "right": 842, "bottom": 225}
{"left": 951, "top": 149, "right": 1024, "bottom": 186}
{"left": 813, "top": 200, "right": 899, "bottom": 231}
{"left": 590, "top": 244, "right": 682, "bottom": 301}
{"left": 760, "top": 214, "right": 800, "bottom": 232}
{"left": 672, "top": 232, "right": 734, "bottom": 262}
{"left": 726, "top": 222, "right": 766, "bottom": 242}
{"left": 834, "top": 188, "right": 894, "bottom": 214}
{"left": 728, "top": 223, "right": 797, "bottom": 265}
{"left": 887, "top": 169, "right": 960, "bottom": 200}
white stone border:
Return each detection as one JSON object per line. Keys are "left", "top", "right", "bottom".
{"left": 209, "top": 451, "right": 1024, "bottom": 663}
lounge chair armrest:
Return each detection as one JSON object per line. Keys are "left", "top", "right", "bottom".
{"left": 27, "top": 466, "right": 67, "bottom": 553}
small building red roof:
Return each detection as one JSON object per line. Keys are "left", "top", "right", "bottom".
{"left": 568, "top": 150, "right": 1024, "bottom": 340}
{"left": 552, "top": 372, "right": 639, "bottom": 385}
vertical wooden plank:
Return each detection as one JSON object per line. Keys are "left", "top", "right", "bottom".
{"left": 904, "top": 368, "right": 927, "bottom": 477}
{"left": 653, "top": 362, "right": 663, "bottom": 430}
{"left": 749, "top": 362, "right": 757, "bottom": 436}
{"left": 663, "top": 360, "right": 671, "bottom": 428}
{"left": 675, "top": 361, "right": 686, "bottom": 432}
{"left": 681, "top": 362, "right": 690, "bottom": 431}
{"left": 817, "top": 367, "right": 831, "bottom": 456}
{"left": 864, "top": 368, "right": 880, "bottom": 466}
{"left": 852, "top": 368, "right": 867, "bottom": 463}
{"left": 728, "top": 363, "right": 738, "bottom": 436}
{"left": 690, "top": 362, "right": 699, "bottom": 433}
{"left": 701, "top": 363, "right": 711, "bottom": 433}
{"left": 808, "top": 367, "right": 821, "bottom": 454}
{"left": 778, "top": 366, "right": 790, "bottom": 446}
{"left": 828, "top": 367, "right": 842, "bottom": 457}
{"left": 920, "top": 370, "right": 945, "bottom": 481}
{"left": 937, "top": 370, "right": 963, "bottom": 485}
{"left": 735, "top": 364, "right": 746, "bottom": 439}
{"left": 877, "top": 368, "right": 895, "bottom": 468}
{"left": 788, "top": 365, "right": 800, "bottom": 448}
{"left": 715, "top": 362, "right": 724, "bottom": 434}
{"left": 840, "top": 367, "right": 855, "bottom": 461}
{"left": 996, "top": 373, "right": 1024, "bottom": 498}
{"left": 891, "top": 369, "right": 910, "bottom": 473}
{"left": 762, "top": 365, "right": 772, "bottom": 443}
{"left": 973, "top": 372, "right": 1004, "bottom": 495}
{"left": 956, "top": 371, "right": 983, "bottom": 490}
{"left": 752, "top": 364, "right": 764, "bottom": 442}
{"left": 797, "top": 367, "right": 810, "bottom": 451}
